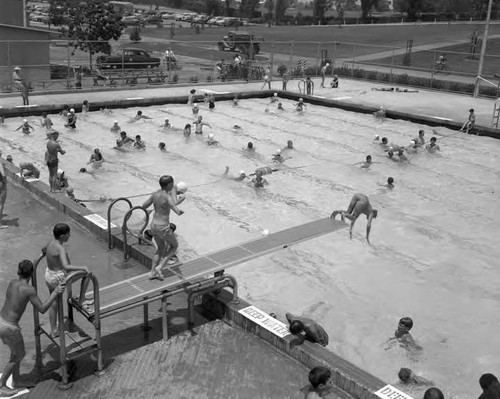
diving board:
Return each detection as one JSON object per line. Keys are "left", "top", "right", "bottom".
{"left": 87, "top": 218, "right": 346, "bottom": 318}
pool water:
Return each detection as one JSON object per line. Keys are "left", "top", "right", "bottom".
{"left": 2, "top": 98, "right": 500, "bottom": 398}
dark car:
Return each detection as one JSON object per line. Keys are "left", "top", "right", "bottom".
{"left": 96, "top": 48, "right": 161, "bottom": 69}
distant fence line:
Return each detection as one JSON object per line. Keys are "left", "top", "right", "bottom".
{"left": 1, "top": 39, "right": 499, "bottom": 98}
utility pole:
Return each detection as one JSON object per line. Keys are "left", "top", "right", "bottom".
{"left": 473, "top": 0, "right": 494, "bottom": 98}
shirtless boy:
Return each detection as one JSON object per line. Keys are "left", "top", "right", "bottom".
{"left": 330, "top": 193, "right": 378, "bottom": 243}
{"left": 43, "top": 223, "right": 91, "bottom": 337}
{"left": 45, "top": 132, "right": 65, "bottom": 191}
{"left": 142, "top": 176, "right": 184, "bottom": 280}
{"left": 192, "top": 116, "right": 210, "bottom": 135}
{"left": 0, "top": 157, "right": 7, "bottom": 229}
{"left": 0, "top": 260, "right": 65, "bottom": 397}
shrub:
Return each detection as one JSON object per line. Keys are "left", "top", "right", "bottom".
{"left": 189, "top": 76, "right": 199, "bottom": 83}
{"left": 277, "top": 64, "right": 288, "bottom": 77}
{"left": 206, "top": 74, "right": 213, "bottom": 83}
{"left": 170, "top": 73, "right": 179, "bottom": 84}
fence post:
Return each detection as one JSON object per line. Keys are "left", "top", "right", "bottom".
{"left": 270, "top": 41, "right": 274, "bottom": 83}
{"left": 351, "top": 44, "right": 356, "bottom": 77}
{"left": 430, "top": 50, "right": 436, "bottom": 91}
{"left": 289, "top": 41, "right": 294, "bottom": 75}
{"left": 316, "top": 42, "right": 321, "bottom": 76}
{"left": 389, "top": 49, "right": 394, "bottom": 84}
{"left": 332, "top": 42, "right": 337, "bottom": 77}
{"left": 67, "top": 44, "right": 71, "bottom": 89}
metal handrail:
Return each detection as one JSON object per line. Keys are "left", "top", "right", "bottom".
{"left": 107, "top": 197, "right": 132, "bottom": 249}
{"left": 31, "top": 252, "right": 47, "bottom": 373}
{"left": 122, "top": 206, "right": 150, "bottom": 261}
{"left": 58, "top": 270, "right": 103, "bottom": 388}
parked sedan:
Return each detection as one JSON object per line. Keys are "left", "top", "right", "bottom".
{"left": 96, "top": 48, "right": 161, "bottom": 69}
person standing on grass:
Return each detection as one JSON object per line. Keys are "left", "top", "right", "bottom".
{"left": 0, "top": 260, "right": 65, "bottom": 397}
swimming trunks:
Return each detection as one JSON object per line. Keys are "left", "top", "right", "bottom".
{"left": 46, "top": 159, "right": 58, "bottom": 169}
{"left": 150, "top": 222, "right": 177, "bottom": 250}
{"left": 45, "top": 268, "right": 66, "bottom": 290}
{"left": 0, "top": 316, "right": 23, "bottom": 357}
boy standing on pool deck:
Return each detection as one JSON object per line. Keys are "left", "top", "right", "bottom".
{"left": 142, "top": 176, "right": 184, "bottom": 280}
{"left": 0, "top": 260, "right": 65, "bottom": 397}
{"left": 330, "top": 193, "right": 378, "bottom": 243}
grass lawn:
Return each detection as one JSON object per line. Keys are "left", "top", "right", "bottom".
{"left": 137, "top": 23, "right": 499, "bottom": 61}
{"left": 369, "top": 38, "right": 500, "bottom": 77}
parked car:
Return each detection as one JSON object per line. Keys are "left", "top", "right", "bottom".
{"left": 96, "top": 48, "right": 161, "bottom": 69}
{"left": 144, "top": 14, "right": 162, "bottom": 24}
{"left": 121, "top": 16, "right": 142, "bottom": 26}
{"left": 218, "top": 31, "right": 262, "bottom": 57}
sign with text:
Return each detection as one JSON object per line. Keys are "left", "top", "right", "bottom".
{"left": 375, "top": 385, "right": 414, "bottom": 399}
{"left": 85, "top": 213, "right": 116, "bottom": 230}
{"left": 238, "top": 305, "right": 290, "bottom": 338}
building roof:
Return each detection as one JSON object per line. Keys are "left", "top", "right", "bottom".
{"left": 0, "top": 23, "right": 55, "bottom": 37}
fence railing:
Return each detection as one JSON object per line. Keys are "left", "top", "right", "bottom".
{"left": 1, "top": 39, "right": 499, "bottom": 97}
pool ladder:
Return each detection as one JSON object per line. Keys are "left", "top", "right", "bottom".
{"left": 32, "top": 253, "right": 105, "bottom": 390}
{"left": 107, "top": 197, "right": 150, "bottom": 261}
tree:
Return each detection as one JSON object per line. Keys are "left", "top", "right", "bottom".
{"left": 313, "top": 0, "right": 334, "bottom": 20}
{"left": 335, "top": 0, "right": 345, "bottom": 21}
{"left": 406, "top": 0, "right": 424, "bottom": 20}
{"left": 240, "top": 0, "right": 260, "bottom": 18}
{"left": 360, "top": 0, "right": 379, "bottom": 20}
{"left": 53, "top": 0, "right": 124, "bottom": 68}
{"left": 206, "top": 0, "right": 222, "bottom": 15}
{"left": 275, "top": 0, "right": 292, "bottom": 23}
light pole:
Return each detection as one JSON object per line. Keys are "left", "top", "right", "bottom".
{"left": 473, "top": 0, "right": 494, "bottom": 98}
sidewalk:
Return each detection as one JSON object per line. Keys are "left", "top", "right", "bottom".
{"left": 0, "top": 77, "right": 497, "bottom": 130}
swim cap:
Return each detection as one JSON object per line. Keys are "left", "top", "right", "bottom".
{"left": 299, "top": 98, "right": 303, "bottom": 101}
{"left": 380, "top": 106, "right": 384, "bottom": 110}
{"left": 57, "top": 169, "right": 64, "bottom": 175}
{"left": 276, "top": 149, "right": 281, "bottom": 155}
{"left": 14, "top": 66, "right": 20, "bottom": 70}
{"left": 274, "top": 93, "right": 278, "bottom": 96}
{"left": 193, "top": 103, "right": 198, "bottom": 107}
{"left": 176, "top": 182, "right": 187, "bottom": 193}
{"left": 23, "top": 119, "right": 27, "bottom": 123}
{"left": 374, "top": 134, "right": 380, "bottom": 140}
{"left": 70, "top": 108, "right": 75, "bottom": 113}
{"left": 208, "top": 133, "right": 214, "bottom": 139}
{"left": 410, "top": 140, "right": 416, "bottom": 145}
{"left": 239, "top": 170, "right": 245, "bottom": 175}
{"left": 114, "top": 120, "right": 118, "bottom": 124}
{"left": 389, "top": 147, "right": 394, "bottom": 151}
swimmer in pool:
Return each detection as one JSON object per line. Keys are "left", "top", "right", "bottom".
{"left": 232, "top": 95, "right": 239, "bottom": 106}
{"left": 134, "top": 135, "right": 146, "bottom": 149}
{"left": 381, "top": 177, "right": 394, "bottom": 189}
{"left": 19, "top": 162, "right": 40, "bottom": 179}
{"left": 295, "top": 98, "right": 306, "bottom": 112}
{"left": 277, "top": 102, "right": 284, "bottom": 111}
{"left": 250, "top": 166, "right": 279, "bottom": 176}
{"left": 282, "top": 140, "right": 294, "bottom": 152}
{"left": 192, "top": 103, "right": 199, "bottom": 116}
{"left": 379, "top": 137, "right": 390, "bottom": 150}
{"left": 129, "top": 110, "right": 152, "bottom": 123}
{"left": 110, "top": 120, "right": 121, "bottom": 133}
{"left": 270, "top": 93, "right": 279, "bottom": 103}
{"left": 373, "top": 106, "right": 386, "bottom": 119}
{"left": 397, "top": 368, "right": 433, "bottom": 387}
{"left": 113, "top": 139, "right": 126, "bottom": 151}
{"left": 41, "top": 113, "right": 54, "bottom": 131}
{"left": 161, "top": 119, "right": 171, "bottom": 130}
{"left": 272, "top": 149, "right": 284, "bottom": 163}
{"left": 15, "top": 119, "right": 34, "bottom": 135}
{"left": 119, "top": 131, "right": 135, "bottom": 146}
{"left": 183, "top": 124, "right": 191, "bottom": 139}
{"left": 206, "top": 134, "right": 219, "bottom": 146}
{"left": 223, "top": 166, "right": 247, "bottom": 181}
{"left": 243, "top": 142, "right": 254, "bottom": 152}
{"left": 413, "top": 129, "right": 425, "bottom": 146}
{"left": 425, "top": 137, "right": 440, "bottom": 153}
{"left": 158, "top": 142, "right": 166, "bottom": 152}
{"left": 87, "top": 148, "right": 104, "bottom": 168}
{"left": 193, "top": 116, "right": 210, "bottom": 135}
{"left": 250, "top": 170, "right": 268, "bottom": 188}
{"left": 330, "top": 193, "right": 378, "bottom": 243}
{"left": 406, "top": 140, "right": 419, "bottom": 154}
{"left": 64, "top": 109, "right": 77, "bottom": 128}
{"left": 354, "top": 155, "right": 373, "bottom": 169}
{"left": 386, "top": 317, "right": 422, "bottom": 352}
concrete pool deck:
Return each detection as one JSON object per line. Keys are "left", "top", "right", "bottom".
{"left": 0, "top": 77, "right": 498, "bottom": 132}
{"left": 0, "top": 181, "right": 334, "bottom": 399}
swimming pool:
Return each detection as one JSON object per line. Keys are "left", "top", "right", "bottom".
{"left": 2, "top": 98, "right": 500, "bottom": 398}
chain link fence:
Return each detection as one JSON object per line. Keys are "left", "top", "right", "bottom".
{"left": 1, "top": 38, "right": 500, "bottom": 97}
